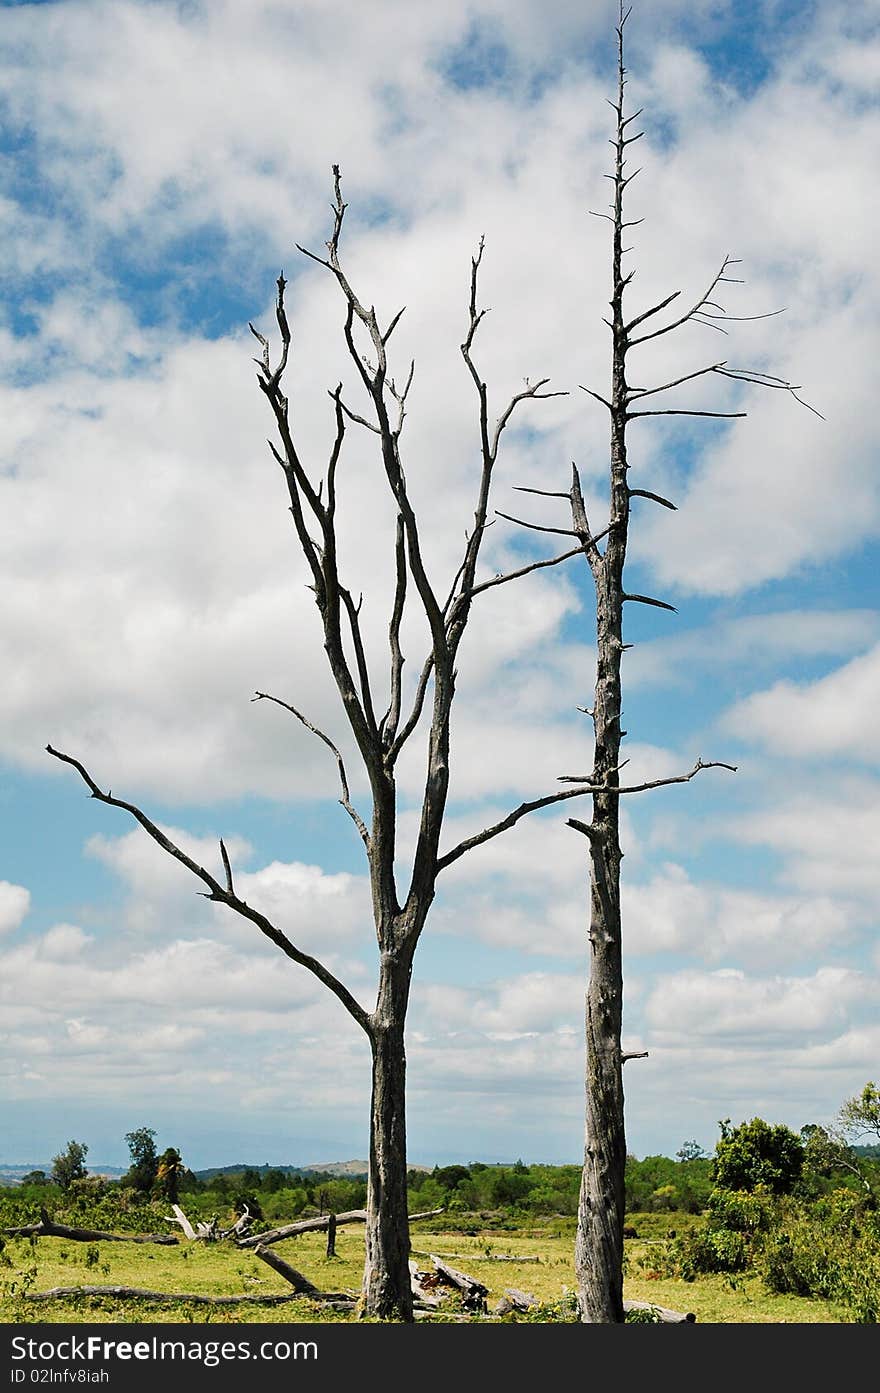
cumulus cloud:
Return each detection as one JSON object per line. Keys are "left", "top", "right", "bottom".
{"left": 628, "top": 610, "right": 880, "bottom": 692}
{"left": 0, "top": 881, "right": 30, "bottom": 935}
{"left": 721, "top": 643, "right": 880, "bottom": 765}
{"left": 644, "top": 965, "right": 872, "bottom": 1043}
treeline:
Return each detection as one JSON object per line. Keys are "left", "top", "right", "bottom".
{"left": 6, "top": 1083, "right": 879, "bottom": 1235}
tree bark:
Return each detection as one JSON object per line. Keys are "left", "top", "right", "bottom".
{"left": 326, "top": 1211, "right": 337, "bottom": 1258}
{"left": 362, "top": 992, "right": 413, "bottom": 1320}
{"left": 574, "top": 5, "right": 631, "bottom": 1325}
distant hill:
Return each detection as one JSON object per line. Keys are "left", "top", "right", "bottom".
{"left": 0, "top": 1163, "right": 127, "bottom": 1186}
{"left": 193, "top": 1159, "right": 431, "bottom": 1180}
{"left": 194, "top": 1160, "right": 371, "bottom": 1181}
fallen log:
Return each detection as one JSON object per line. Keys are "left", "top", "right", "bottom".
{"left": 237, "top": 1208, "right": 368, "bottom": 1247}
{"left": 24, "top": 1285, "right": 347, "bottom": 1308}
{"left": 494, "top": 1287, "right": 536, "bottom": 1316}
{"left": 624, "top": 1299, "right": 696, "bottom": 1324}
{"left": 238, "top": 1206, "right": 444, "bottom": 1249}
{"left": 253, "top": 1245, "right": 357, "bottom": 1303}
{"left": 430, "top": 1255, "right": 489, "bottom": 1312}
{"left": 163, "top": 1204, "right": 197, "bottom": 1239}
{"left": 250, "top": 1253, "right": 353, "bottom": 1303}
{"left": 254, "top": 1244, "right": 319, "bottom": 1294}
{"left": 2, "top": 1212, "right": 177, "bottom": 1246}
{"left": 409, "top": 1260, "right": 442, "bottom": 1309}
{"left": 411, "top": 1248, "right": 540, "bottom": 1263}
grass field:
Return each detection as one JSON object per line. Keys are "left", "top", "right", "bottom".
{"left": 0, "top": 1213, "right": 850, "bottom": 1323}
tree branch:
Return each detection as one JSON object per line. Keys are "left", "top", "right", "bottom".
{"left": 379, "top": 513, "right": 407, "bottom": 751}
{"left": 628, "top": 255, "right": 747, "bottom": 347}
{"left": 436, "top": 785, "right": 598, "bottom": 872}
{"left": 622, "top": 592, "right": 677, "bottom": 612}
{"left": 468, "top": 542, "right": 596, "bottom": 598}
{"left": 557, "top": 757, "right": 737, "bottom": 791}
{"left": 251, "top": 695, "right": 370, "bottom": 849}
{"left": 494, "top": 510, "right": 580, "bottom": 538}
{"left": 628, "top": 488, "right": 677, "bottom": 510}
{"left": 45, "top": 745, "right": 373, "bottom": 1034}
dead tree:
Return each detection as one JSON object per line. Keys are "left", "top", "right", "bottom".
{"left": 47, "top": 175, "right": 623, "bottom": 1320}
{"left": 510, "top": 4, "right": 819, "bottom": 1323}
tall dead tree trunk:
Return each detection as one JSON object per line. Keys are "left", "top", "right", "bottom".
{"left": 518, "top": 2, "right": 819, "bottom": 1325}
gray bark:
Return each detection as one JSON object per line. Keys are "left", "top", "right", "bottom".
{"left": 571, "top": 9, "right": 631, "bottom": 1325}
{"left": 565, "top": 1, "right": 798, "bottom": 1322}
{"left": 363, "top": 998, "right": 413, "bottom": 1319}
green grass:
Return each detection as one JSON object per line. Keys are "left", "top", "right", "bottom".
{"left": 0, "top": 1216, "right": 851, "bottom": 1324}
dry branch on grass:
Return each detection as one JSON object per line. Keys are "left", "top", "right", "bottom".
{"left": 237, "top": 1206, "right": 443, "bottom": 1250}
{"left": 2, "top": 1211, "right": 178, "bottom": 1245}
{"left": 623, "top": 1299, "right": 696, "bottom": 1324}
{"left": 23, "top": 1286, "right": 328, "bottom": 1308}
{"left": 253, "top": 1244, "right": 354, "bottom": 1302}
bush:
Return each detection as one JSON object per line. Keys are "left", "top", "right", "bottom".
{"left": 760, "top": 1206, "right": 880, "bottom": 1319}
{"left": 712, "top": 1118, "right": 804, "bottom": 1195}
{"left": 761, "top": 1223, "right": 838, "bottom": 1299}
{"left": 706, "top": 1186, "right": 774, "bottom": 1234}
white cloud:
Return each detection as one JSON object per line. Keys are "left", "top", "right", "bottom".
{"left": 0, "top": 881, "right": 30, "bottom": 935}
{"left": 721, "top": 642, "right": 880, "bottom": 764}
{"left": 644, "top": 965, "right": 872, "bottom": 1043}
{"left": 628, "top": 610, "right": 880, "bottom": 691}
{"left": 729, "top": 779, "right": 880, "bottom": 902}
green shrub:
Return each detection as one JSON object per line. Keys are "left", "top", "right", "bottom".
{"left": 760, "top": 1210, "right": 880, "bottom": 1319}
{"left": 712, "top": 1118, "right": 804, "bottom": 1195}
{"left": 706, "top": 1186, "right": 774, "bottom": 1234}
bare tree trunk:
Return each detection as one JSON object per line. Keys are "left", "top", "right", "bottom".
{"left": 565, "top": 1, "right": 810, "bottom": 1320}
{"left": 363, "top": 990, "right": 412, "bottom": 1320}
{"left": 571, "top": 5, "right": 632, "bottom": 1320}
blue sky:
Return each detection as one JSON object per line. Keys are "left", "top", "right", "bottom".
{"left": 1, "top": 0, "right": 878, "bottom": 1173}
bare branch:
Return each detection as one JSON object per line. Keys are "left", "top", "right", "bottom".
{"left": 628, "top": 488, "right": 677, "bottom": 510}
{"left": 251, "top": 695, "right": 370, "bottom": 850}
{"left": 627, "top": 361, "right": 727, "bottom": 401}
{"left": 382, "top": 306, "right": 406, "bottom": 345}
{"left": 340, "top": 585, "right": 379, "bottom": 737}
{"left": 570, "top": 461, "right": 603, "bottom": 579}
{"left": 469, "top": 539, "right": 608, "bottom": 598}
{"left": 219, "top": 839, "right": 234, "bottom": 896}
{"left": 380, "top": 514, "right": 406, "bottom": 750}
{"left": 338, "top": 397, "right": 381, "bottom": 434}
{"left": 627, "top": 408, "right": 747, "bottom": 420}
{"left": 581, "top": 386, "right": 613, "bottom": 410}
{"left": 716, "top": 368, "right": 826, "bottom": 420}
{"left": 623, "top": 288, "right": 681, "bottom": 335}
{"left": 495, "top": 510, "right": 580, "bottom": 538}
{"left": 45, "top": 745, "right": 372, "bottom": 1034}
{"left": 622, "top": 592, "right": 678, "bottom": 613}
{"left": 629, "top": 255, "right": 746, "bottom": 347}
{"left": 387, "top": 649, "right": 435, "bottom": 763}
{"left": 436, "top": 784, "right": 598, "bottom": 872}
{"left": 558, "top": 758, "right": 737, "bottom": 792}
{"left": 513, "top": 485, "right": 571, "bottom": 500}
